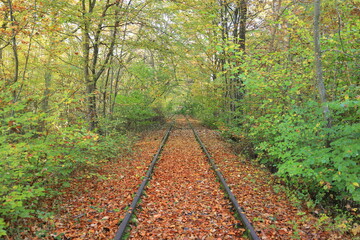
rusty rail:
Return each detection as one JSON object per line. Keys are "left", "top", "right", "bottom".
{"left": 114, "top": 123, "right": 173, "bottom": 240}
{"left": 187, "top": 119, "right": 261, "bottom": 240}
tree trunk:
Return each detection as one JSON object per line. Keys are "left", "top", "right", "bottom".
{"left": 232, "top": 0, "right": 247, "bottom": 116}
{"left": 42, "top": 61, "right": 51, "bottom": 114}
{"left": 314, "top": 0, "right": 332, "bottom": 142}
{"left": 82, "top": 0, "right": 97, "bottom": 131}
{"left": 111, "top": 66, "right": 122, "bottom": 113}
{"left": 7, "top": 0, "right": 19, "bottom": 105}
{"left": 102, "top": 67, "right": 112, "bottom": 117}
{"left": 87, "top": 83, "right": 97, "bottom": 131}
{"left": 81, "top": 0, "right": 121, "bottom": 131}
{"left": 238, "top": 0, "right": 247, "bottom": 52}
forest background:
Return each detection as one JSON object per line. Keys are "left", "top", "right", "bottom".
{"left": 0, "top": 0, "right": 359, "bottom": 236}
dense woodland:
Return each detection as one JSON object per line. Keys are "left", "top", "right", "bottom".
{"left": 0, "top": 0, "right": 359, "bottom": 237}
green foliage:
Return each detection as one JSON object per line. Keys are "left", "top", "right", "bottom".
{"left": 128, "top": 62, "right": 156, "bottom": 83}
{"left": 0, "top": 218, "right": 6, "bottom": 237}
{"left": 223, "top": 50, "right": 360, "bottom": 206}
{"left": 0, "top": 93, "right": 130, "bottom": 235}
{"left": 251, "top": 105, "right": 360, "bottom": 204}
{"left": 188, "top": 0, "right": 360, "bottom": 213}
{"left": 183, "top": 96, "right": 219, "bottom": 128}
{"left": 1, "top": 0, "right": 358, "bottom": 236}
{"left": 115, "top": 90, "right": 164, "bottom": 129}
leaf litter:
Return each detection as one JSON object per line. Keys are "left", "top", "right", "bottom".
{"left": 13, "top": 128, "right": 166, "bottom": 240}
{"left": 129, "top": 119, "right": 246, "bottom": 239}
{"left": 13, "top": 117, "right": 352, "bottom": 239}
{"left": 195, "top": 119, "right": 350, "bottom": 240}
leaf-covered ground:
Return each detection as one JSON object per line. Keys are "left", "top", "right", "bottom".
{"left": 12, "top": 117, "right": 352, "bottom": 239}
{"left": 129, "top": 121, "right": 245, "bottom": 239}
{"left": 193, "top": 119, "right": 349, "bottom": 240}
{"left": 49, "top": 134, "right": 165, "bottom": 240}
{"left": 11, "top": 128, "right": 166, "bottom": 240}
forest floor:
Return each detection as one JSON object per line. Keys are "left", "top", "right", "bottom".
{"left": 12, "top": 117, "right": 349, "bottom": 239}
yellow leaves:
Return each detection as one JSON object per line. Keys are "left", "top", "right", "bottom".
{"left": 337, "top": 222, "right": 347, "bottom": 229}
{"left": 351, "top": 223, "right": 360, "bottom": 236}
{"left": 82, "top": 133, "right": 99, "bottom": 141}
{"left": 93, "top": 134, "right": 99, "bottom": 141}
{"left": 352, "top": 182, "right": 359, "bottom": 188}
{"left": 320, "top": 180, "right": 332, "bottom": 190}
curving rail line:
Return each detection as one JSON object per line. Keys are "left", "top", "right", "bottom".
{"left": 114, "top": 119, "right": 260, "bottom": 240}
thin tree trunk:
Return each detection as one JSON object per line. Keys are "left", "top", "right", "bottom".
{"left": 103, "top": 67, "right": 111, "bottom": 117}
{"left": 232, "top": 0, "right": 247, "bottom": 117}
{"left": 111, "top": 67, "right": 122, "bottom": 113}
{"left": 7, "top": 0, "right": 18, "bottom": 104}
{"left": 82, "top": 0, "right": 96, "bottom": 131}
{"left": 239, "top": 0, "right": 247, "bottom": 52}
{"left": 82, "top": 0, "right": 121, "bottom": 131}
{"left": 40, "top": 56, "right": 52, "bottom": 132}
{"left": 314, "top": 0, "right": 332, "bottom": 142}
{"left": 42, "top": 63, "right": 51, "bottom": 113}
{"left": 42, "top": 19, "right": 55, "bottom": 116}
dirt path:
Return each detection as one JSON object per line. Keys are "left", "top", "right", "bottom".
{"left": 129, "top": 120, "right": 245, "bottom": 239}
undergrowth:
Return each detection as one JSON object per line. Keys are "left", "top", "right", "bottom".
{"left": 0, "top": 120, "right": 131, "bottom": 236}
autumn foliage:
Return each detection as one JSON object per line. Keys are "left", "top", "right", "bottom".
{"left": 0, "top": 0, "right": 358, "bottom": 238}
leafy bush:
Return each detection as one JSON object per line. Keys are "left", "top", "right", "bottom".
{"left": 212, "top": 29, "right": 360, "bottom": 208}
{"left": 0, "top": 103, "right": 130, "bottom": 236}
{"left": 226, "top": 98, "right": 360, "bottom": 207}
{"left": 115, "top": 90, "right": 165, "bottom": 129}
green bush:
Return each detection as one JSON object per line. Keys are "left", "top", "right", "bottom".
{"left": 0, "top": 108, "right": 129, "bottom": 236}
{"left": 115, "top": 90, "right": 164, "bottom": 129}
{"left": 229, "top": 99, "right": 360, "bottom": 206}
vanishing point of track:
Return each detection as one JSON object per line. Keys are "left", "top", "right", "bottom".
{"left": 114, "top": 118, "right": 260, "bottom": 240}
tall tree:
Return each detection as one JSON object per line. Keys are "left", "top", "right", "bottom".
{"left": 216, "top": 0, "right": 248, "bottom": 115}
{"left": 3, "top": 0, "right": 19, "bottom": 106}
{"left": 314, "top": 0, "right": 332, "bottom": 134}
{"left": 81, "top": 0, "right": 122, "bottom": 131}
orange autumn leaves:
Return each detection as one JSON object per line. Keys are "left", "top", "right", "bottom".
{"left": 197, "top": 125, "right": 349, "bottom": 240}
{"left": 18, "top": 117, "right": 351, "bottom": 239}
{"left": 129, "top": 121, "right": 246, "bottom": 239}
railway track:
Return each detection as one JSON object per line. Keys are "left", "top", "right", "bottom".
{"left": 114, "top": 120, "right": 260, "bottom": 240}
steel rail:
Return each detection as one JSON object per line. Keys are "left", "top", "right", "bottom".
{"left": 114, "top": 123, "right": 173, "bottom": 240}
{"left": 187, "top": 119, "right": 261, "bottom": 240}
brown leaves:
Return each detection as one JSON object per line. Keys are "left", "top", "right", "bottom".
{"left": 129, "top": 120, "right": 246, "bottom": 239}
{"left": 16, "top": 118, "right": 351, "bottom": 239}
{"left": 15, "top": 129, "right": 166, "bottom": 240}
{"left": 198, "top": 126, "right": 350, "bottom": 240}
